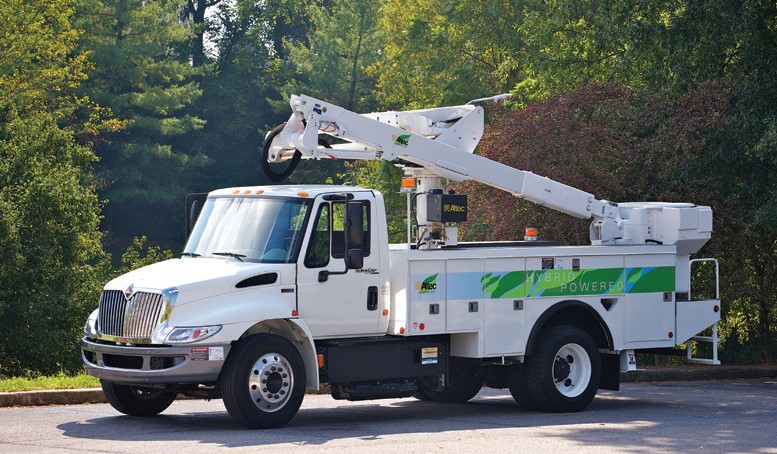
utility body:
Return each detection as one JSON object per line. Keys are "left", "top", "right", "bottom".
{"left": 82, "top": 94, "right": 721, "bottom": 429}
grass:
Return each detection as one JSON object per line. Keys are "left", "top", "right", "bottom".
{"left": 0, "top": 373, "right": 100, "bottom": 393}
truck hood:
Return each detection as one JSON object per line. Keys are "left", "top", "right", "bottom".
{"left": 105, "top": 258, "right": 290, "bottom": 305}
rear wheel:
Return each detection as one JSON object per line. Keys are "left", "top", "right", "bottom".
{"left": 415, "top": 358, "right": 483, "bottom": 403}
{"left": 525, "top": 325, "right": 601, "bottom": 412}
{"left": 101, "top": 381, "right": 177, "bottom": 416}
{"left": 221, "top": 334, "right": 306, "bottom": 429}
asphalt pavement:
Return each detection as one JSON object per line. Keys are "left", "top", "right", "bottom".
{"left": 1, "top": 364, "right": 775, "bottom": 408}
{"left": 1, "top": 379, "right": 776, "bottom": 453}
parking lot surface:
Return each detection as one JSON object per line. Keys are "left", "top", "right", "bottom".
{"left": 0, "top": 379, "right": 775, "bottom": 453}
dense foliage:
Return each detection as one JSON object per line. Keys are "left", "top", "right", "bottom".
{"left": 0, "top": 0, "right": 109, "bottom": 375}
{"left": 1, "top": 0, "right": 775, "bottom": 375}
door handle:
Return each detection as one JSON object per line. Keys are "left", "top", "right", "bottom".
{"left": 367, "top": 286, "right": 378, "bottom": 311}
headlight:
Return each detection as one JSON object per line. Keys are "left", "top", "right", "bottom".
{"left": 165, "top": 325, "right": 222, "bottom": 344}
{"left": 84, "top": 309, "right": 98, "bottom": 338}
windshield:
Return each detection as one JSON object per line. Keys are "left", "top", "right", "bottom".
{"left": 184, "top": 197, "right": 311, "bottom": 263}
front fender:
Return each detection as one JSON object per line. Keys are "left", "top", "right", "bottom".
{"left": 166, "top": 291, "right": 320, "bottom": 390}
{"left": 166, "top": 290, "right": 296, "bottom": 344}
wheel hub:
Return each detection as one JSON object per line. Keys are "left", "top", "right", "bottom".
{"left": 552, "top": 343, "right": 592, "bottom": 398}
{"left": 554, "top": 355, "right": 572, "bottom": 381}
{"left": 248, "top": 352, "right": 293, "bottom": 412}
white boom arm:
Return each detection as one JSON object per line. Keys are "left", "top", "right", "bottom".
{"left": 267, "top": 94, "right": 712, "bottom": 253}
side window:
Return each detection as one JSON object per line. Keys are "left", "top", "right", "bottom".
{"left": 332, "top": 201, "right": 371, "bottom": 259}
{"left": 304, "top": 204, "right": 330, "bottom": 268}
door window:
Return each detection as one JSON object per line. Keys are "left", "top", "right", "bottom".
{"left": 304, "top": 201, "right": 370, "bottom": 268}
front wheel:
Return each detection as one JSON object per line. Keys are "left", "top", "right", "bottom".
{"left": 101, "top": 381, "right": 177, "bottom": 416}
{"left": 525, "top": 325, "right": 601, "bottom": 412}
{"left": 221, "top": 334, "right": 306, "bottom": 429}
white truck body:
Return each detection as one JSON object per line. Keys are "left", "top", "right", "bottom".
{"left": 82, "top": 95, "right": 721, "bottom": 429}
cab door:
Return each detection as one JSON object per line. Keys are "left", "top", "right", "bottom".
{"left": 296, "top": 194, "right": 381, "bottom": 338}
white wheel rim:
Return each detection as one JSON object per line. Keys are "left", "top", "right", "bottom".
{"left": 552, "top": 343, "right": 591, "bottom": 398}
{"left": 248, "top": 352, "right": 294, "bottom": 412}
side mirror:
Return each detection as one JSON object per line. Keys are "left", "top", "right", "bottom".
{"left": 345, "top": 201, "right": 364, "bottom": 248}
{"left": 318, "top": 197, "right": 364, "bottom": 282}
{"left": 343, "top": 200, "right": 363, "bottom": 270}
{"left": 188, "top": 199, "right": 202, "bottom": 235}
{"left": 185, "top": 193, "right": 208, "bottom": 239}
{"left": 345, "top": 248, "right": 363, "bottom": 270}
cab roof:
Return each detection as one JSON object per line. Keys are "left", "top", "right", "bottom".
{"left": 208, "top": 185, "right": 370, "bottom": 199}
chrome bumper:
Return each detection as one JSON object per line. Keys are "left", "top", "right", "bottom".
{"left": 81, "top": 337, "right": 231, "bottom": 385}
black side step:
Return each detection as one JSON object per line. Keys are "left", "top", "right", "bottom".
{"left": 331, "top": 381, "right": 417, "bottom": 401}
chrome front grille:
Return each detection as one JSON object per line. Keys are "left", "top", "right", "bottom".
{"left": 98, "top": 290, "right": 164, "bottom": 340}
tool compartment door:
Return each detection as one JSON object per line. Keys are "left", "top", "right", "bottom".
{"left": 624, "top": 254, "right": 676, "bottom": 344}
{"left": 407, "top": 259, "right": 446, "bottom": 334}
{"left": 483, "top": 257, "right": 526, "bottom": 355}
{"left": 446, "top": 259, "right": 484, "bottom": 332}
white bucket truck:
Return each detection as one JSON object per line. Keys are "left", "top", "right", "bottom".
{"left": 82, "top": 94, "right": 721, "bottom": 428}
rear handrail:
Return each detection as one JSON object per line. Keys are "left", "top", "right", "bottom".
{"left": 689, "top": 258, "right": 719, "bottom": 300}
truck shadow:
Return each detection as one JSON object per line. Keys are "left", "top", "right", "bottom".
{"left": 56, "top": 384, "right": 774, "bottom": 452}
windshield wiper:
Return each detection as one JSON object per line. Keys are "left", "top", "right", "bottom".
{"left": 181, "top": 252, "right": 201, "bottom": 258}
{"left": 211, "top": 252, "right": 246, "bottom": 262}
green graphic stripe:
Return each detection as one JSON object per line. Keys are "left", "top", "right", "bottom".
{"left": 479, "top": 267, "right": 674, "bottom": 298}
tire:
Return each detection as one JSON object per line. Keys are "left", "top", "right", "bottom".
{"left": 101, "top": 381, "right": 177, "bottom": 416}
{"left": 414, "top": 359, "right": 483, "bottom": 403}
{"left": 221, "top": 334, "right": 306, "bottom": 429}
{"left": 508, "top": 364, "right": 540, "bottom": 410}
{"left": 525, "top": 325, "right": 601, "bottom": 412}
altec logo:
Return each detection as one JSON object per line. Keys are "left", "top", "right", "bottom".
{"left": 414, "top": 274, "right": 438, "bottom": 294}
{"left": 443, "top": 203, "right": 466, "bottom": 213}
{"left": 392, "top": 134, "right": 410, "bottom": 147}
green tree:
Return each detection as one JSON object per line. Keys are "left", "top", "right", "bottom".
{"left": 287, "top": 0, "right": 384, "bottom": 112}
{"left": 0, "top": 115, "right": 109, "bottom": 375}
{"left": 373, "top": 0, "right": 524, "bottom": 109}
{"left": 0, "top": 0, "right": 97, "bottom": 124}
{"left": 74, "top": 0, "right": 208, "bottom": 252}
{"left": 0, "top": 0, "right": 109, "bottom": 376}
{"left": 178, "top": 0, "right": 321, "bottom": 196}
{"left": 272, "top": 0, "right": 386, "bottom": 190}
